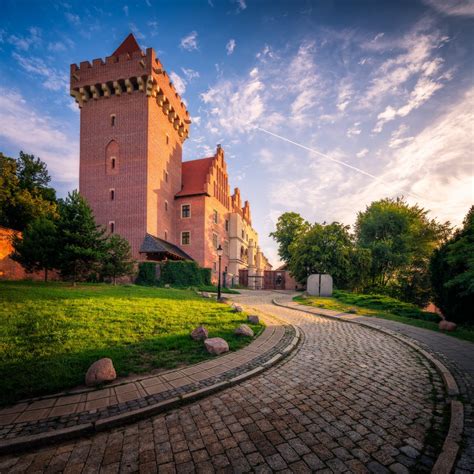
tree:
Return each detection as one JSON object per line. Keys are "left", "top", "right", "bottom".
{"left": 288, "top": 222, "right": 367, "bottom": 288}
{"left": 270, "top": 212, "right": 310, "bottom": 263}
{"left": 56, "top": 190, "right": 107, "bottom": 284}
{"left": 101, "top": 234, "right": 135, "bottom": 284}
{"left": 16, "top": 151, "right": 56, "bottom": 201}
{"left": 355, "top": 197, "right": 450, "bottom": 305}
{"left": 11, "top": 217, "right": 58, "bottom": 281}
{"left": 430, "top": 206, "right": 474, "bottom": 324}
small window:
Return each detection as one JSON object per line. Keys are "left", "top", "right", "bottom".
{"left": 111, "top": 157, "right": 116, "bottom": 169}
{"left": 166, "top": 134, "right": 169, "bottom": 145}
{"left": 241, "top": 230, "right": 244, "bottom": 239}
{"left": 165, "top": 200, "right": 168, "bottom": 211}
{"left": 213, "top": 233, "right": 218, "bottom": 249}
{"left": 224, "top": 241, "right": 229, "bottom": 255}
{"left": 165, "top": 171, "right": 169, "bottom": 183}
{"left": 225, "top": 219, "right": 229, "bottom": 232}
{"left": 213, "top": 262, "right": 217, "bottom": 272}
{"left": 111, "top": 114, "right": 116, "bottom": 127}
{"left": 110, "top": 189, "right": 115, "bottom": 201}
{"left": 181, "top": 231, "right": 190, "bottom": 245}
{"left": 181, "top": 204, "right": 191, "bottom": 218}
{"left": 109, "top": 221, "right": 115, "bottom": 233}
{"left": 213, "top": 210, "right": 218, "bottom": 224}
{"left": 164, "top": 230, "right": 168, "bottom": 240}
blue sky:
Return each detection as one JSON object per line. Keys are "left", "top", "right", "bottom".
{"left": 1, "top": 0, "right": 473, "bottom": 265}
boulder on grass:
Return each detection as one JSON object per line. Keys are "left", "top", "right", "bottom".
{"left": 204, "top": 338, "right": 229, "bottom": 355}
{"left": 191, "top": 325, "right": 209, "bottom": 341}
{"left": 85, "top": 358, "right": 116, "bottom": 387}
{"left": 247, "top": 315, "right": 259, "bottom": 325}
{"left": 235, "top": 324, "right": 254, "bottom": 337}
{"left": 232, "top": 304, "right": 243, "bottom": 313}
{"left": 439, "top": 320, "right": 457, "bottom": 332}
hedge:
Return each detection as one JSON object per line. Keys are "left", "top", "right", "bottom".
{"left": 136, "top": 261, "right": 211, "bottom": 287}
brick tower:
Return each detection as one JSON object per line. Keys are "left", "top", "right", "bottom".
{"left": 70, "top": 34, "right": 190, "bottom": 258}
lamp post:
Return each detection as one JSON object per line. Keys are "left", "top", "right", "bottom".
{"left": 217, "top": 244, "right": 223, "bottom": 300}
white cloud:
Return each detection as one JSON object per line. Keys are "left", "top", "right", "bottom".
{"left": 169, "top": 71, "right": 186, "bottom": 95}
{"left": 147, "top": 20, "right": 158, "bottom": 36}
{"left": 65, "top": 12, "right": 81, "bottom": 26}
{"left": 181, "top": 67, "right": 200, "bottom": 81}
{"left": 180, "top": 31, "right": 198, "bottom": 51}
{"left": 12, "top": 53, "right": 68, "bottom": 92}
{"left": 47, "top": 42, "right": 66, "bottom": 52}
{"left": 226, "top": 39, "right": 236, "bottom": 55}
{"left": 234, "top": 0, "right": 247, "bottom": 12}
{"left": 423, "top": 0, "right": 474, "bottom": 16}
{"left": 191, "top": 116, "right": 201, "bottom": 125}
{"left": 388, "top": 124, "right": 414, "bottom": 148}
{"left": 129, "top": 23, "right": 145, "bottom": 40}
{"left": 347, "top": 122, "right": 361, "bottom": 138}
{"left": 337, "top": 80, "right": 352, "bottom": 111}
{"left": 356, "top": 148, "right": 369, "bottom": 158}
{"left": 0, "top": 88, "right": 78, "bottom": 187}
{"left": 7, "top": 27, "right": 42, "bottom": 51}
{"left": 259, "top": 149, "right": 273, "bottom": 165}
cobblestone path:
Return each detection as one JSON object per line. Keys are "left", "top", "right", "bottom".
{"left": 0, "top": 292, "right": 446, "bottom": 473}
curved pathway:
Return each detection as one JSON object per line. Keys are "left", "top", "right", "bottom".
{"left": 0, "top": 291, "right": 447, "bottom": 473}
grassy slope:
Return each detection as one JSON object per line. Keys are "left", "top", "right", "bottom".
{"left": 294, "top": 292, "right": 474, "bottom": 343}
{"left": 0, "top": 282, "right": 262, "bottom": 405}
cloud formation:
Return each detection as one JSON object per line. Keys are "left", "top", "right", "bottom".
{"left": 226, "top": 39, "right": 236, "bottom": 55}
{"left": 180, "top": 31, "right": 198, "bottom": 51}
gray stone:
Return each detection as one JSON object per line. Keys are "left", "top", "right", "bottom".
{"left": 307, "top": 274, "right": 333, "bottom": 297}
{"left": 85, "top": 358, "right": 116, "bottom": 386}
{"left": 235, "top": 324, "right": 254, "bottom": 337}
{"left": 247, "top": 315, "right": 259, "bottom": 324}
{"left": 204, "top": 337, "right": 229, "bottom": 355}
{"left": 191, "top": 325, "right": 208, "bottom": 341}
{"left": 232, "top": 304, "right": 244, "bottom": 313}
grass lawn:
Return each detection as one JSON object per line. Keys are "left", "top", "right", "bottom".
{"left": 294, "top": 291, "right": 474, "bottom": 344}
{"left": 0, "top": 282, "right": 262, "bottom": 405}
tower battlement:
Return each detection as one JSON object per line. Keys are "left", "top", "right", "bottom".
{"left": 70, "top": 35, "right": 190, "bottom": 140}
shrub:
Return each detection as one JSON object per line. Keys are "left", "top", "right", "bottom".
{"left": 136, "top": 262, "right": 158, "bottom": 286}
{"left": 160, "top": 261, "right": 210, "bottom": 287}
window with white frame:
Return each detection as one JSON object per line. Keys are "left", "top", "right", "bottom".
{"left": 181, "top": 204, "right": 191, "bottom": 218}
{"left": 181, "top": 231, "right": 190, "bottom": 245}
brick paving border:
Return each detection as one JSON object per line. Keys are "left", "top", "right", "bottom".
{"left": 0, "top": 311, "right": 301, "bottom": 454}
{"left": 275, "top": 297, "right": 465, "bottom": 474}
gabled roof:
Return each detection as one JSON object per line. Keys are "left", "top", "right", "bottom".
{"left": 112, "top": 33, "right": 141, "bottom": 57}
{"left": 140, "top": 234, "right": 193, "bottom": 260}
{"left": 176, "top": 157, "right": 214, "bottom": 198}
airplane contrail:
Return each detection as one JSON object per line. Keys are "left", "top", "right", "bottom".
{"left": 255, "top": 126, "right": 425, "bottom": 202}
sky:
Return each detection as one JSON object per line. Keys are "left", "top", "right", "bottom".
{"left": 1, "top": 0, "right": 473, "bottom": 266}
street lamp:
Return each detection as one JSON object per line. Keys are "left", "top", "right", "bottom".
{"left": 217, "top": 244, "right": 223, "bottom": 300}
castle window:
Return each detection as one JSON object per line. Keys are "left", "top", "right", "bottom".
{"left": 165, "top": 200, "right": 168, "bottom": 211}
{"left": 213, "top": 210, "right": 218, "bottom": 224}
{"left": 241, "top": 230, "right": 244, "bottom": 239}
{"left": 164, "top": 170, "right": 169, "bottom": 183}
{"left": 166, "top": 134, "right": 169, "bottom": 145}
{"left": 164, "top": 230, "right": 168, "bottom": 240}
{"left": 111, "top": 157, "right": 116, "bottom": 169}
{"left": 181, "top": 204, "right": 191, "bottom": 218}
{"left": 225, "top": 219, "right": 229, "bottom": 232}
{"left": 224, "top": 241, "right": 229, "bottom": 256}
{"left": 110, "top": 189, "right": 115, "bottom": 201}
{"left": 110, "top": 114, "right": 116, "bottom": 127}
{"left": 109, "top": 221, "right": 115, "bottom": 233}
{"left": 213, "top": 262, "right": 217, "bottom": 272}
{"left": 213, "top": 233, "right": 218, "bottom": 249}
{"left": 181, "top": 231, "right": 190, "bottom": 245}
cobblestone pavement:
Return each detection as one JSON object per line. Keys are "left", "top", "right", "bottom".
{"left": 0, "top": 291, "right": 447, "bottom": 473}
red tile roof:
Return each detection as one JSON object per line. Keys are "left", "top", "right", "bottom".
{"left": 112, "top": 33, "right": 141, "bottom": 57}
{"left": 176, "top": 157, "right": 214, "bottom": 197}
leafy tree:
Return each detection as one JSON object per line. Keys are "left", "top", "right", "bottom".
{"left": 430, "top": 206, "right": 474, "bottom": 324}
{"left": 270, "top": 212, "right": 310, "bottom": 263}
{"left": 11, "top": 217, "right": 58, "bottom": 281}
{"left": 16, "top": 151, "right": 56, "bottom": 201}
{"left": 56, "top": 190, "right": 107, "bottom": 284}
{"left": 288, "top": 222, "right": 367, "bottom": 288}
{"left": 101, "top": 234, "right": 135, "bottom": 284}
{"left": 355, "top": 197, "right": 450, "bottom": 305}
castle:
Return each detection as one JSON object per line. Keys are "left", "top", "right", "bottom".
{"left": 70, "top": 34, "right": 272, "bottom": 287}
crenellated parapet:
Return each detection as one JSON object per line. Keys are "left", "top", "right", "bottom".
{"left": 70, "top": 43, "right": 190, "bottom": 142}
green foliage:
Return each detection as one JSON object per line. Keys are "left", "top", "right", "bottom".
{"left": 355, "top": 197, "right": 450, "bottom": 305}
{"left": 11, "top": 217, "right": 58, "bottom": 281}
{"left": 136, "top": 262, "right": 158, "bottom": 286}
{"left": 56, "top": 190, "right": 108, "bottom": 283}
{"left": 0, "top": 151, "right": 57, "bottom": 231}
{"left": 101, "top": 234, "right": 135, "bottom": 284}
{"left": 160, "top": 260, "right": 210, "bottom": 287}
{"left": 430, "top": 206, "right": 474, "bottom": 324}
{"left": 0, "top": 282, "right": 263, "bottom": 405}
{"left": 269, "top": 212, "right": 310, "bottom": 263}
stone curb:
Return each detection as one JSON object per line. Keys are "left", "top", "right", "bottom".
{"left": 0, "top": 312, "right": 301, "bottom": 455}
{"left": 273, "top": 298, "right": 464, "bottom": 474}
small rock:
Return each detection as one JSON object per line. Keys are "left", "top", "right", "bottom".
{"left": 439, "top": 320, "right": 457, "bottom": 331}
{"left": 235, "top": 324, "right": 254, "bottom": 337}
{"left": 201, "top": 292, "right": 211, "bottom": 298}
{"left": 164, "top": 284, "right": 171, "bottom": 288}
{"left": 400, "top": 445, "right": 419, "bottom": 459}
{"left": 232, "top": 304, "right": 243, "bottom": 313}
{"left": 191, "top": 325, "right": 209, "bottom": 341}
{"left": 217, "top": 296, "right": 231, "bottom": 304}
{"left": 85, "top": 358, "right": 116, "bottom": 387}
{"left": 204, "top": 337, "right": 229, "bottom": 355}
{"left": 247, "top": 315, "right": 259, "bottom": 324}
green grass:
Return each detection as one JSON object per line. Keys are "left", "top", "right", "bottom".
{"left": 0, "top": 282, "right": 262, "bottom": 405}
{"left": 294, "top": 291, "right": 474, "bottom": 343}
{"left": 197, "top": 285, "right": 240, "bottom": 294}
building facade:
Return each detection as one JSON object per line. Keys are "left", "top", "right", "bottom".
{"left": 70, "top": 34, "right": 271, "bottom": 285}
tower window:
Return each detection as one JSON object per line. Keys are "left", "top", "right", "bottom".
{"left": 110, "top": 114, "right": 116, "bottom": 127}
{"left": 111, "top": 157, "right": 116, "bottom": 169}
{"left": 110, "top": 189, "right": 115, "bottom": 201}
{"left": 181, "top": 231, "right": 190, "bottom": 245}
{"left": 164, "top": 170, "right": 169, "bottom": 183}
{"left": 225, "top": 219, "right": 229, "bottom": 232}
{"left": 166, "top": 134, "right": 169, "bottom": 145}
{"left": 164, "top": 230, "right": 168, "bottom": 240}
{"left": 165, "top": 200, "right": 168, "bottom": 211}
{"left": 213, "top": 210, "right": 218, "bottom": 224}
{"left": 181, "top": 204, "right": 191, "bottom": 218}
{"left": 109, "top": 221, "right": 115, "bottom": 233}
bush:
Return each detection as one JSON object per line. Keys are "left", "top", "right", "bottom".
{"left": 136, "top": 262, "right": 158, "bottom": 286}
{"left": 334, "top": 290, "right": 440, "bottom": 322}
